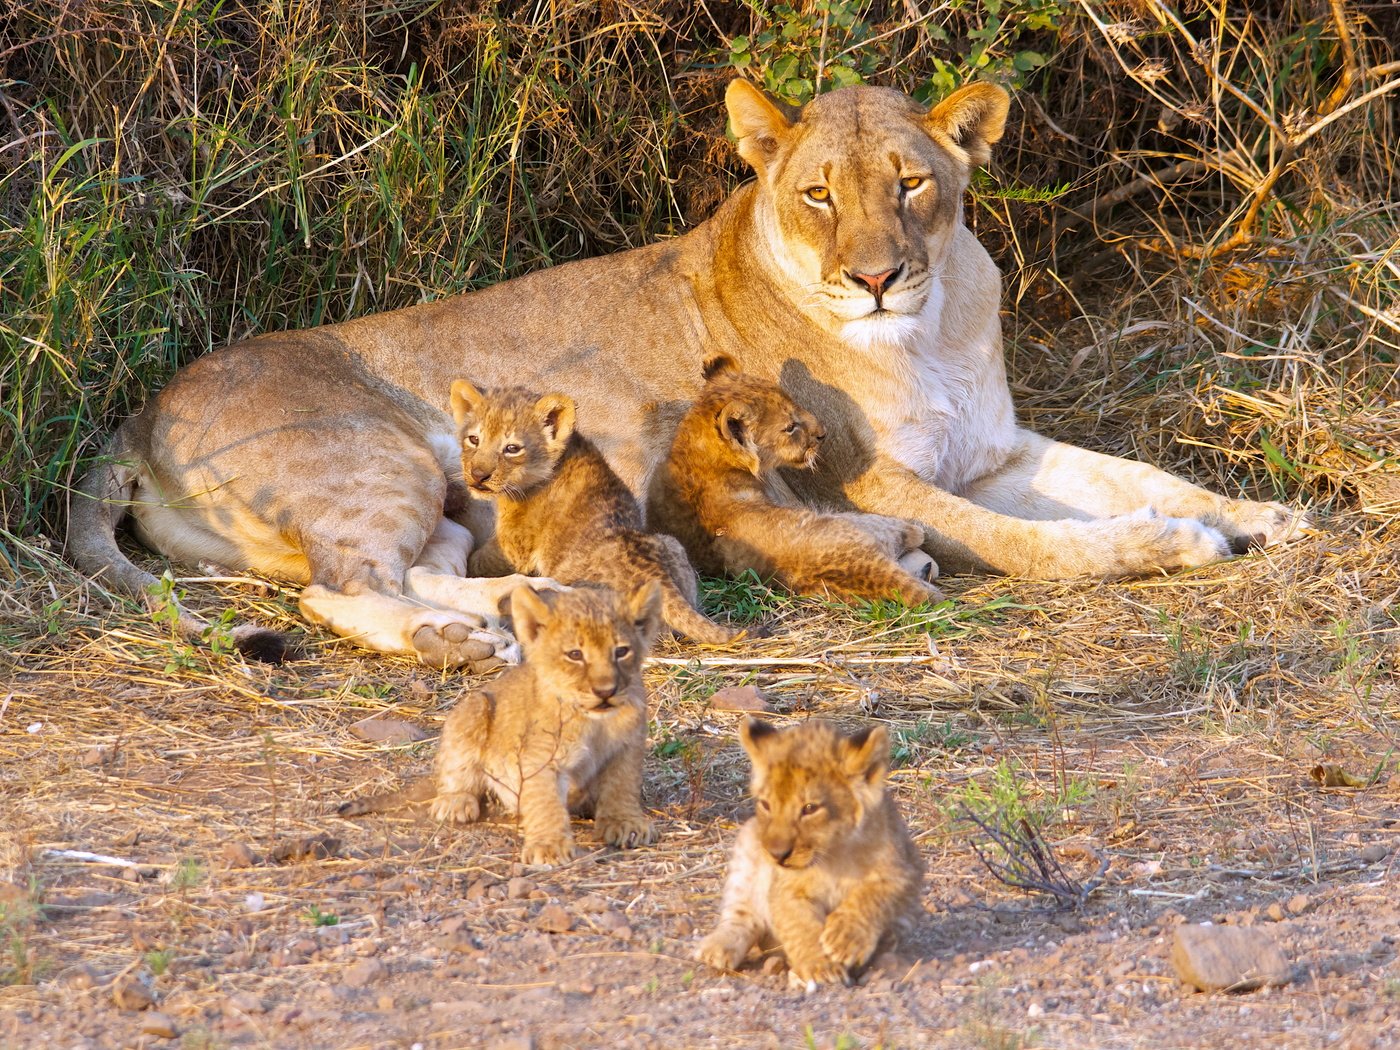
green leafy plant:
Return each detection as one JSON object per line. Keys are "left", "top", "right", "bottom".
{"left": 303, "top": 904, "right": 340, "bottom": 927}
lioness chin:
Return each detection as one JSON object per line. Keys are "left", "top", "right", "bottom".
{"left": 68, "top": 78, "right": 1308, "bottom": 663}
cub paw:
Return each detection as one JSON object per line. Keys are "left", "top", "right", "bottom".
{"left": 429, "top": 792, "right": 480, "bottom": 825}
{"left": 1217, "top": 499, "right": 1311, "bottom": 552}
{"left": 520, "top": 836, "right": 578, "bottom": 868}
{"left": 596, "top": 814, "right": 656, "bottom": 850}
{"left": 897, "top": 548, "right": 939, "bottom": 583}
{"left": 786, "top": 954, "right": 849, "bottom": 991}
{"left": 819, "top": 912, "right": 881, "bottom": 971}
{"left": 696, "top": 932, "right": 746, "bottom": 972}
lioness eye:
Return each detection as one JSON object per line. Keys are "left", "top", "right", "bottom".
{"left": 801, "top": 802, "right": 821, "bottom": 816}
{"left": 804, "top": 186, "right": 830, "bottom": 204}
{"left": 503, "top": 443, "right": 524, "bottom": 455}
{"left": 614, "top": 645, "right": 630, "bottom": 659}
{"left": 466, "top": 434, "right": 479, "bottom": 447}
{"left": 565, "top": 649, "right": 584, "bottom": 662}
{"left": 900, "top": 175, "right": 924, "bottom": 193}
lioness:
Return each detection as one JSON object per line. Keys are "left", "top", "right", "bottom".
{"left": 68, "top": 79, "right": 1307, "bottom": 664}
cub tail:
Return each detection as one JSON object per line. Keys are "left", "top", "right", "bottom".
{"left": 66, "top": 429, "right": 294, "bottom": 663}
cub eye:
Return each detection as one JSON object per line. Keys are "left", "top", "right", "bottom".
{"left": 900, "top": 175, "right": 925, "bottom": 194}
{"left": 804, "top": 186, "right": 830, "bottom": 204}
{"left": 565, "top": 649, "right": 584, "bottom": 662}
{"left": 614, "top": 645, "right": 631, "bottom": 659}
{"left": 801, "top": 802, "right": 821, "bottom": 816}
{"left": 756, "top": 799, "right": 771, "bottom": 812}
{"left": 502, "top": 443, "right": 524, "bottom": 455}
{"left": 783, "top": 422, "right": 799, "bottom": 435}
{"left": 466, "top": 434, "right": 480, "bottom": 447}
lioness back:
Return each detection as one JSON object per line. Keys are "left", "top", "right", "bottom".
{"left": 450, "top": 379, "right": 740, "bottom": 644}
{"left": 696, "top": 718, "right": 924, "bottom": 988}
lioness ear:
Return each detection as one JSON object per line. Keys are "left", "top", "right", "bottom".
{"left": 627, "top": 580, "right": 663, "bottom": 644}
{"left": 842, "top": 725, "right": 890, "bottom": 787}
{"left": 510, "top": 586, "right": 552, "bottom": 647}
{"left": 702, "top": 354, "right": 740, "bottom": 382}
{"left": 924, "top": 82, "right": 1010, "bottom": 168}
{"left": 740, "top": 718, "right": 780, "bottom": 764}
{"left": 450, "top": 379, "right": 485, "bottom": 426}
{"left": 533, "top": 393, "right": 577, "bottom": 451}
{"left": 717, "top": 402, "right": 760, "bottom": 474}
{"left": 725, "top": 79, "right": 793, "bottom": 174}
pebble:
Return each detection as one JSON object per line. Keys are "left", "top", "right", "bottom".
{"left": 139, "top": 1012, "right": 178, "bottom": 1039}
{"left": 112, "top": 974, "right": 154, "bottom": 1011}
{"left": 535, "top": 904, "right": 573, "bottom": 934}
{"left": 1286, "top": 894, "right": 1310, "bottom": 916}
{"left": 507, "top": 877, "right": 535, "bottom": 900}
{"left": 341, "top": 958, "right": 386, "bottom": 989}
{"left": 225, "top": 992, "right": 263, "bottom": 1015}
{"left": 1360, "top": 843, "right": 1389, "bottom": 864}
{"left": 708, "top": 685, "right": 773, "bottom": 713}
{"left": 221, "top": 842, "right": 259, "bottom": 868}
{"left": 1172, "top": 924, "right": 1292, "bottom": 992}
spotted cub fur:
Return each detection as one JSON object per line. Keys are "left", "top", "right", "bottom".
{"left": 650, "top": 357, "right": 941, "bottom": 605}
{"left": 697, "top": 718, "right": 924, "bottom": 988}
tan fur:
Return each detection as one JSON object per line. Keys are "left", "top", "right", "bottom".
{"left": 340, "top": 584, "right": 662, "bottom": 866}
{"left": 651, "top": 358, "right": 942, "bottom": 606}
{"left": 696, "top": 719, "right": 924, "bottom": 989}
{"left": 69, "top": 81, "right": 1309, "bottom": 662}
{"left": 452, "top": 381, "right": 738, "bottom": 645}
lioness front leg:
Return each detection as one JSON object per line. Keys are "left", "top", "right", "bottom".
{"left": 590, "top": 737, "right": 655, "bottom": 850}
{"left": 963, "top": 430, "right": 1310, "bottom": 553}
{"left": 299, "top": 585, "right": 504, "bottom": 671}
{"left": 846, "top": 455, "right": 1230, "bottom": 579}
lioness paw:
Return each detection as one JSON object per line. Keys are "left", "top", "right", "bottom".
{"left": 429, "top": 792, "right": 480, "bottom": 825}
{"left": 596, "top": 814, "right": 656, "bottom": 850}
{"left": 819, "top": 912, "right": 881, "bottom": 971}
{"left": 520, "top": 836, "right": 578, "bottom": 868}
{"left": 1216, "top": 499, "right": 1312, "bottom": 552}
{"left": 1104, "top": 508, "right": 1230, "bottom": 574}
{"left": 409, "top": 611, "right": 514, "bottom": 671}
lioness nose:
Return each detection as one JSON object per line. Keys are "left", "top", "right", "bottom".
{"left": 849, "top": 267, "right": 900, "bottom": 297}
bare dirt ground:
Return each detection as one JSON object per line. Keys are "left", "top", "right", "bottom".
{"left": 2, "top": 503, "right": 1398, "bottom": 1050}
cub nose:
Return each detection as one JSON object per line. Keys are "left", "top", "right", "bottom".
{"left": 470, "top": 466, "right": 494, "bottom": 485}
{"left": 592, "top": 683, "right": 617, "bottom": 701}
{"left": 769, "top": 845, "right": 794, "bottom": 866}
{"left": 847, "top": 266, "right": 901, "bottom": 307}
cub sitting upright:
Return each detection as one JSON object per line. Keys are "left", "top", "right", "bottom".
{"left": 696, "top": 718, "right": 924, "bottom": 989}
{"left": 340, "top": 583, "right": 661, "bottom": 866}
{"left": 451, "top": 380, "right": 739, "bottom": 644}
{"left": 651, "top": 357, "right": 942, "bottom": 606}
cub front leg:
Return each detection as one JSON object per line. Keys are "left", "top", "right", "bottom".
{"left": 773, "top": 892, "right": 848, "bottom": 989}
{"left": 590, "top": 731, "right": 655, "bottom": 850}
{"left": 517, "top": 768, "right": 578, "bottom": 867}
{"left": 818, "top": 869, "right": 918, "bottom": 972}
{"left": 430, "top": 691, "right": 488, "bottom": 824}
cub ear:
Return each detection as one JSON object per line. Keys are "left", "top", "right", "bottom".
{"left": 725, "top": 79, "right": 793, "bottom": 174}
{"left": 702, "top": 354, "right": 740, "bottom": 382}
{"left": 533, "top": 393, "right": 577, "bottom": 451}
{"left": 626, "top": 580, "right": 663, "bottom": 644}
{"left": 841, "top": 724, "right": 890, "bottom": 787}
{"left": 450, "top": 379, "right": 485, "bottom": 427}
{"left": 717, "top": 402, "right": 760, "bottom": 474}
{"left": 924, "top": 82, "right": 1010, "bottom": 169}
{"left": 739, "top": 717, "right": 780, "bottom": 763}
{"left": 509, "top": 585, "right": 553, "bottom": 647}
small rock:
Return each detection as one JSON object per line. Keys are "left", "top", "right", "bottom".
{"left": 221, "top": 842, "right": 259, "bottom": 868}
{"left": 348, "top": 714, "right": 429, "bottom": 745}
{"left": 112, "top": 974, "right": 154, "bottom": 1011}
{"left": 225, "top": 993, "right": 263, "bottom": 1016}
{"left": 1264, "top": 903, "right": 1286, "bottom": 923}
{"left": 1172, "top": 924, "right": 1292, "bottom": 992}
{"left": 80, "top": 746, "right": 113, "bottom": 768}
{"left": 536, "top": 904, "right": 573, "bottom": 934}
{"left": 506, "top": 877, "right": 535, "bottom": 900}
{"left": 595, "top": 910, "right": 631, "bottom": 939}
{"left": 465, "top": 878, "right": 494, "bottom": 900}
{"left": 707, "top": 685, "right": 773, "bottom": 713}
{"left": 269, "top": 835, "right": 341, "bottom": 864}
{"left": 673, "top": 915, "right": 694, "bottom": 937}
{"left": 140, "top": 1012, "right": 178, "bottom": 1039}
{"left": 376, "top": 994, "right": 395, "bottom": 1012}
{"left": 574, "top": 894, "right": 608, "bottom": 915}
{"left": 341, "top": 958, "right": 385, "bottom": 989}
{"left": 1286, "top": 894, "right": 1310, "bottom": 916}
{"left": 488, "top": 1037, "right": 535, "bottom": 1050}
{"left": 1360, "top": 843, "right": 1389, "bottom": 864}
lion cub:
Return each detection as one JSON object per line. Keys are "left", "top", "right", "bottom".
{"left": 696, "top": 718, "right": 924, "bottom": 989}
{"left": 650, "top": 358, "right": 942, "bottom": 606}
{"left": 340, "top": 584, "right": 661, "bottom": 866}
{"left": 451, "top": 380, "right": 738, "bottom": 644}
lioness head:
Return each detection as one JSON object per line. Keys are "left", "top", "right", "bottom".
{"left": 510, "top": 583, "right": 662, "bottom": 714}
{"left": 450, "top": 380, "right": 576, "bottom": 498}
{"left": 740, "top": 718, "right": 890, "bottom": 869}
{"left": 725, "top": 79, "right": 1009, "bottom": 345}
{"left": 699, "top": 354, "right": 825, "bottom": 474}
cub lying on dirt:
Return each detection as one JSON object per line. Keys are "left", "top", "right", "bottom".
{"left": 339, "top": 584, "right": 661, "bottom": 866}
{"left": 649, "top": 356, "right": 941, "bottom": 606}
{"left": 452, "top": 379, "right": 739, "bottom": 645}
{"left": 697, "top": 718, "right": 924, "bottom": 989}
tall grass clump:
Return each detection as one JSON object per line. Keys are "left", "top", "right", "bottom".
{"left": 2, "top": 0, "right": 1396, "bottom": 553}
